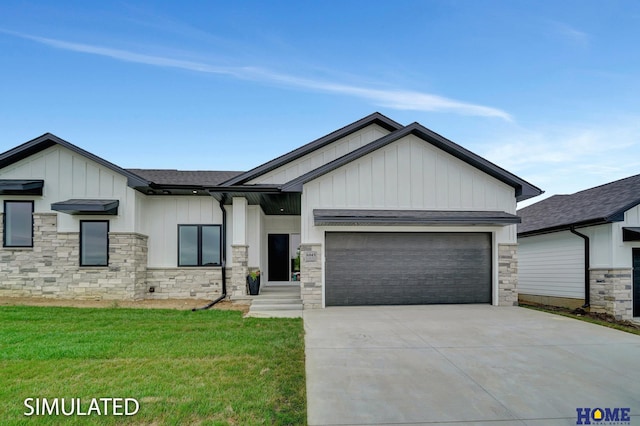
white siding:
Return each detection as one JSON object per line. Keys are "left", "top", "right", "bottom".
{"left": 141, "top": 197, "right": 226, "bottom": 267}
{"left": 612, "top": 204, "right": 640, "bottom": 267}
{"left": 301, "top": 134, "right": 516, "bottom": 243}
{"left": 579, "top": 224, "right": 613, "bottom": 268}
{"left": 585, "top": 205, "right": 640, "bottom": 269}
{"left": 519, "top": 231, "right": 585, "bottom": 299}
{"left": 247, "top": 124, "right": 391, "bottom": 184}
{"left": 246, "top": 205, "right": 263, "bottom": 269}
{"left": 0, "top": 145, "right": 136, "bottom": 232}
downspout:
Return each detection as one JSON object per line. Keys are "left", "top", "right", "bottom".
{"left": 193, "top": 195, "right": 228, "bottom": 311}
{"left": 570, "top": 227, "right": 590, "bottom": 308}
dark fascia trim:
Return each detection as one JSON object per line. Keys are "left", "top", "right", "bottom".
{"left": 0, "top": 133, "right": 149, "bottom": 188}
{"left": 220, "top": 112, "right": 403, "bottom": 186}
{"left": 606, "top": 198, "right": 640, "bottom": 223}
{"left": 517, "top": 218, "right": 612, "bottom": 238}
{"left": 518, "top": 208, "right": 633, "bottom": 238}
{"left": 0, "top": 179, "right": 44, "bottom": 195}
{"left": 208, "top": 184, "right": 282, "bottom": 193}
{"left": 51, "top": 199, "right": 119, "bottom": 215}
{"left": 314, "top": 209, "right": 521, "bottom": 226}
{"left": 143, "top": 184, "right": 282, "bottom": 196}
{"left": 282, "top": 123, "right": 543, "bottom": 202}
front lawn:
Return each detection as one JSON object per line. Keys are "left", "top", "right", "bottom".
{"left": 0, "top": 306, "right": 306, "bottom": 425}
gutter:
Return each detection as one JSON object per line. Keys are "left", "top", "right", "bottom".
{"left": 569, "top": 227, "right": 590, "bottom": 308}
{"left": 193, "top": 195, "right": 228, "bottom": 311}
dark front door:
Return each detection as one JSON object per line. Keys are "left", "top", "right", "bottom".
{"left": 633, "top": 249, "right": 640, "bottom": 317}
{"left": 268, "top": 234, "right": 290, "bottom": 282}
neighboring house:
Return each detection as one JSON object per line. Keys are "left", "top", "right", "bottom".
{"left": 0, "top": 112, "right": 541, "bottom": 308}
{"left": 518, "top": 175, "right": 640, "bottom": 320}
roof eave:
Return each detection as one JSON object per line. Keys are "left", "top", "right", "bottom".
{"left": 518, "top": 217, "right": 613, "bottom": 237}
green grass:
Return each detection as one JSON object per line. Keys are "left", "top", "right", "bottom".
{"left": 0, "top": 306, "right": 306, "bottom": 425}
{"left": 521, "top": 303, "right": 640, "bottom": 336}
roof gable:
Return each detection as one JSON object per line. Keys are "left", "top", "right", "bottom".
{"left": 0, "top": 133, "right": 149, "bottom": 188}
{"left": 518, "top": 174, "right": 640, "bottom": 236}
{"left": 281, "top": 122, "right": 542, "bottom": 202}
{"left": 221, "top": 112, "right": 402, "bottom": 186}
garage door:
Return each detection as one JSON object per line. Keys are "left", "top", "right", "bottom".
{"left": 325, "top": 232, "right": 491, "bottom": 306}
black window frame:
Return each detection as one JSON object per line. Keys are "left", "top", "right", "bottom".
{"left": 3, "top": 200, "right": 34, "bottom": 248}
{"left": 80, "top": 220, "right": 109, "bottom": 267}
{"left": 177, "top": 224, "right": 222, "bottom": 267}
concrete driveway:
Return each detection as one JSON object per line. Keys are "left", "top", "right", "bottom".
{"left": 304, "top": 305, "right": 640, "bottom": 425}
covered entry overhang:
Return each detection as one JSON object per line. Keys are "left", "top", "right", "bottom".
{"left": 207, "top": 185, "right": 303, "bottom": 292}
{"left": 208, "top": 186, "right": 301, "bottom": 216}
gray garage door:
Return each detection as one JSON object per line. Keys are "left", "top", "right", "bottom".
{"left": 325, "top": 232, "right": 492, "bottom": 306}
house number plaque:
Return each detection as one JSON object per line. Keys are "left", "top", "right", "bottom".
{"left": 304, "top": 251, "right": 317, "bottom": 262}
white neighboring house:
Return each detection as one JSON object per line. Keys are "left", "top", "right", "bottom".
{"left": 518, "top": 175, "right": 640, "bottom": 320}
{"left": 0, "top": 113, "right": 541, "bottom": 308}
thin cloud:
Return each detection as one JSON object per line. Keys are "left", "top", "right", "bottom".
{"left": 2, "top": 29, "right": 512, "bottom": 121}
{"left": 483, "top": 120, "right": 640, "bottom": 205}
{"left": 549, "top": 21, "right": 589, "bottom": 47}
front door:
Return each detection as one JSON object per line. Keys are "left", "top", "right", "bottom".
{"left": 268, "top": 234, "right": 290, "bottom": 282}
{"left": 633, "top": 249, "right": 640, "bottom": 317}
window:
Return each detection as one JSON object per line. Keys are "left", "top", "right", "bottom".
{"left": 3, "top": 201, "right": 34, "bottom": 247}
{"left": 178, "top": 225, "right": 221, "bottom": 266}
{"left": 80, "top": 221, "right": 109, "bottom": 266}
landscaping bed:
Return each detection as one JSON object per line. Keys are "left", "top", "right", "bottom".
{"left": 0, "top": 296, "right": 250, "bottom": 314}
{"left": 521, "top": 302, "right": 640, "bottom": 336}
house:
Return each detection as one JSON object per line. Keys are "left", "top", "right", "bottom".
{"left": 518, "top": 174, "right": 640, "bottom": 320}
{"left": 0, "top": 112, "right": 541, "bottom": 308}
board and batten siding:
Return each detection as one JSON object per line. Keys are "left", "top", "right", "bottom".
{"left": 518, "top": 231, "right": 585, "bottom": 299}
{"left": 141, "top": 196, "right": 228, "bottom": 267}
{"left": 0, "top": 144, "right": 136, "bottom": 232}
{"left": 301, "top": 134, "right": 517, "bottom": 243}
{"left": 247, "top": 124, "right": 391, "bottom": 185}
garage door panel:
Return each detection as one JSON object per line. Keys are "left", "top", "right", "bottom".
{"left": 325, "top": 232, "right": 491, "bottom": 306}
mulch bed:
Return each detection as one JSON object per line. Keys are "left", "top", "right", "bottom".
{"left": 521, "top": 302, "right": 640, "bottom": 331}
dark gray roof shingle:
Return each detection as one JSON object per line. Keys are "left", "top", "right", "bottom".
{"left": 126, "top": 169, "right": 244, "bottom": 187}
{"left": 517, "top": 174, "right": 640, "bottom": 235}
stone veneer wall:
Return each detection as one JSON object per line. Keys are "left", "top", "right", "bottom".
{"left": 300, "top": 243, "right": 322, "bottom": 309}
{"left": 0, "top": 213, "right": 149, "bottom": 300}
{"left": 590, "top": 268, "right": 633, "bottom": 320}
{"left": 146, "top": 268, "right": 223, "bottom": 299}
{"left": 229, "top": 245, "right": 248, "bottom": 298}
{"left": 497, "top": 244, "right": 518, "bottom": 306}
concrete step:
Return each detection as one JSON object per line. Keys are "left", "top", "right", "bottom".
{"left": 247, "top": 284, "right": 303, "bottom": 318}
{"left": 250, "top": 303, "right": 303, "bottom": 311}
{"left": 245, "top": 310, "right": 303, "bottom": 318}
{"left": 252, "top": 298, "right": 302, "bottom": 305}
{"left": 259, "top": 287, "right": 300, "bottom": 294}
{"left": 257, "top": 293, "right": 300, "bottom": 298}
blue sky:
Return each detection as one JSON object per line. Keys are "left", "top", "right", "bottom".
{"left": 1, "top": 0, "right": 639, "bottom": 206}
